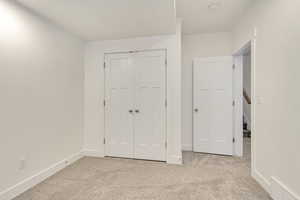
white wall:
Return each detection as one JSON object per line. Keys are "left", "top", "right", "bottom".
{"left": 84, "top": 32, "right": 182, "bottom": 164}
{"left": 243, "top": 52, "right": 251, "bottom": 128}
{"left": 182, "top": 32, "right": 233, "bottom": 150}
{"left": 0, "top": 0, "right": 84, "bottom": 196}
{"left": 233, "top": 1, "right": 300, "bottom": 198}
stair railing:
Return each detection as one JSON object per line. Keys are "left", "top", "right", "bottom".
{"left": 243, "top": 89, "right": 251, "bottom": 104}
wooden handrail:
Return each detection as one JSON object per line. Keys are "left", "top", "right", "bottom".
{"left": 243, "top": 89, "right": 251, "bottom": 104}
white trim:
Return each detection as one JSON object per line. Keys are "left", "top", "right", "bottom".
{"left": 233, "top": 41, "right": 251, "bottom": 56}
{"left": 0, "top": 152, "right": 83, "bottom": 200}
{"left": 81, "top": 149, "right": 104, "bottom": 158}
{"left": 250, "top": 38, "right": 256, "bottom": 179}
{"left": 232, "top": 38, "right": 256, "bottom": 175}
{"left": 167, "top": 155, "right": 182, "bottom": 165}
{"left": 271, "top": 177, "right": 300, "bottom": 200}
{"left": 253, "top": 172, "right": 300, "bottom": 200}
{"left": 232, "top": 55, "right": 244, "bottom": 157}
{"left": 182, "top": 144, "right": 193, "bottom": 151}
{"left": 252, "top": 169, "right": 271, "bottom": 194}
{"left": 193, "top": 56, "right": 233, "bottom": 63}
{"left": 103, "top": 48, "right": 167, "bottom": 55}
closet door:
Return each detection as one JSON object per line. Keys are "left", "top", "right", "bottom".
{"left": 105, "top": 53, "right": 134, "bottom": 158}
{"left": 133, "top": 50, "right": 166, "bottom": 161}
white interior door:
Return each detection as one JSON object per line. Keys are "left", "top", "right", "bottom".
{"left": 133, "top": 51, "right": 166, "bottom": 161}
{"left": 105, "top": 53, "right": 134, "bottom": 158}
{"left": 105, "top": 50, "right": 166, "bottom": 161}
{"left": 193, "top": 57, "right": 233, "bottom": 155}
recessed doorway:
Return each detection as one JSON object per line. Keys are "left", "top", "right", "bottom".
{"left": 233, "top": 40, "right": 255, "bottom": 172}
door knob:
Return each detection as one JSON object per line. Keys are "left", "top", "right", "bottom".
{"left": 135, "top": 109, "right": 140, "bottom": 113}
{"left": 194, "top": 108, "right": 199, "bottom": 112}
{"left": 129, "top": 110, "right": 133, "bottom": 113}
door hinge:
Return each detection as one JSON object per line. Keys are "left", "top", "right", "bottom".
{"left": 103, "top": 138, "right": 106, "bottom": 144}
{"left": 165, "top": 59, "right": 167, "bottom": 66}
{"left": 233, "top": 137, "right": 236, "bottom": 143}
{"left": 232, "top": 100, "right": 235, "bottom": 106}
{"left": 165, "top": 142, "right": 167, "bottom": 148}
{"left": 165, "top": 100, "right": 167, "bottom": 107}
{"left": 103, "top": 100, "right": 106, "bottom": 107}
{"left": 232, "top": 64, "right": 235, "bottom": 70}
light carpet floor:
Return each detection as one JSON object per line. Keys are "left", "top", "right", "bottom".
{"left": 14, "top": 139, "right": 271, "bottom": 200}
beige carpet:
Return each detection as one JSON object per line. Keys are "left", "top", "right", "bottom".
{"left": 14, "top": 140, "right": 270, "bottom": 200}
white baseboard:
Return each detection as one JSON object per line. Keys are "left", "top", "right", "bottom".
{"left": 0, "top": 152, "right": 83, "bottom": 200}
{"left": 81, "top": 149, "right": 104, "bottom": 158}
{"left": 182, "top": 144, "right": 193, "bottom": 151}
{"left": 167, "top": 155, "right": 182, "bottom": 165}
{"left": 252, "top": 169, "right": 271, "bottom": 194}
{"left": 252, "top": 169, "right": 300, "bottom": 200}
{"left": 270, "top": 177, "right": 300, "bottom": 200}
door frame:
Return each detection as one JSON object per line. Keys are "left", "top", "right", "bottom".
{"left": 103, "top": 49, "right": 168, "bottom": 160}
{"left": 191, "top": 43, "right": 256, "bottom": 159}
{"left": 232, "top": 39, "right": 256, "bottom": 175}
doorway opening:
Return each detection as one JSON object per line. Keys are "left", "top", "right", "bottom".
{"left": 233, "top": 40, "right": 255, "bottom": 172}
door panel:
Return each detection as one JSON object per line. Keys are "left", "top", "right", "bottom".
{"left": 105, "top": 53, "right": 134, "bottom": 158}
{"left": 133, "top": 51, "right": 166, "bottom": 161}
{"left": 193, "top": 57, "right": 233, "bottom": 155}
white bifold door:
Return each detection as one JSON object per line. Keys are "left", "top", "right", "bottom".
{"left": 193, "top": 57, "right": 233, "bottom": 155}
{"left": 105, "top": 50, "right": 166, "bottom": 161}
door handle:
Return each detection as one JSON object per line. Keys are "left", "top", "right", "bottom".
{"left": 194, "top": 108, "right": 199, "bottom": 113}
{"left": 129, "top": 110, "right": 133, "bottom": 114}
{"left": 135, "top": 109, "right": 140, "bottom": 113}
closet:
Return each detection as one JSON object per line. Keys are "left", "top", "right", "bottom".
{"left": 104, "top": 50, "right": 167, "bottom": 161}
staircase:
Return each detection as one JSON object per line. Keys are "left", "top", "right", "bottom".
{"left": 243, "top": 116, "right": 251, "bottom": 137}
{"left": 243, "top": 89, "right": 251, "bottom": 138}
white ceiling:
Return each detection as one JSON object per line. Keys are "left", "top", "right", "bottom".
{"left": 17, "top": 0, "right": 252, "bottom": 41}
{"left": 17, "top": 0, "right": 176, "bottom": 41}
{"left": 176, "top": 0, "right": 252, "bottom": 34}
